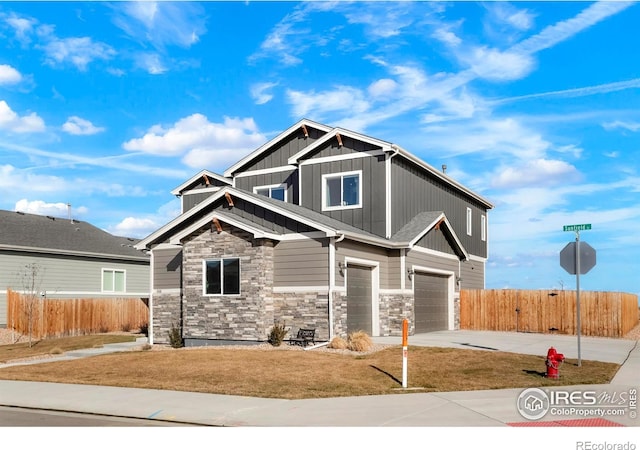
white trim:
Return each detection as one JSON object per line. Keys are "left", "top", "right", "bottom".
{"left": 481, "top": 214, "right": 487, "bottom": 242}
{"left": 407, "top": 214, "right": 469, "bottom": 261}
{"left": 344, "top": 256, "right": 380, "bottom": 336}
{"left": 385, "top": 152, "right": 391, "bottom": 239}
{"left": 202, "top": 257, "right": 241, "bottom": 296}
{"left": 149, "top": 249, "right": 155, "bottom": 345}
{"left": 153, "top": 243, "right": 182, "bottom": 250}
{"left": 233, "top": 165, "right": 297, "bottom": 179}
{"left": 298, "top": 150, "right": 385, "bottom": 166}
{"left": 466, "top": 207, "right": 472, "bottom": 236}
{"left": 400, "top": 248, "right": 406, "bottom": 290}
{"left": 171, "top": 170, "right": 231, "bottom": 196}
{"left": 273, "top": 286, "right": 330, "bottom": 294}
{"left": 288, "top": 127, "right": 393, "bottom": 165}
{"left": 410, "top": 265, "right": 456, "bottom": 331}
{"left": 182, "top": 186, "right": 224, "bottom": 196}
{"left": 409, "top": 245, "right": 461, "bottom": 261}
{"left": 35, "top": 291, "right": 149, "bottom": 296}
{"left": 328, "top": 237, "right": 336, "bottom": 340}
{"left": 253, "top": 183, "right": 288, "bottom": 202}
{"left": 0, "top": 244, "right": 149, "bottom": 262}
{"left": 224, "top": 118, "right": 333, "bottom": 177}
{"left": 151, "top": 288, "right": 181, "bottom": 294}
{"left": 379, "top": 289, "right": 413, "bottom": 295}
{"left": 468, "top": 254, "right": 488, "bottom": 263}
{"left": 321, "top": 170, "right": 363, "bottom": 212}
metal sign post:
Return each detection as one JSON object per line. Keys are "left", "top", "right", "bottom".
{"left": 561, "top": 224, "right": 595, "bottom": 368}
{"left": 402, "top": 318, "right": 408, "bottom": 388}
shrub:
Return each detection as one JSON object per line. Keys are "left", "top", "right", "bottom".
{"left": 49, "top": 347, "right": 64, "bottom": 355}
{"left": 327, "top": 336, "right": 348, "bottom": 350}
{"left": 139, "top": 323, "right": 149, "bottom": 336}
{"left": 167, "top": 323, "right": 184, "bottom": 348}
{"left": 98, "top": 323, "right": 110, "bottom": 333}
{"left": 267, "top": 321, "right": 288, "bottom": 346}
{"left": 121, "top": 322, "right": 132, "bottom": 332}
{"left": 141, "top": 344, "right": 152, "bottom": 351}
{"left": 347, "top": 330, "right": 373, "bottom": 352}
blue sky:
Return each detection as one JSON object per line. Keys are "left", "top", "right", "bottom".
{"left": 0, "top": 1, "right": 638, "bottom": 296}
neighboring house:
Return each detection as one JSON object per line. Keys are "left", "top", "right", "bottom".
{"left": 0, "top": 210, "right": 150, "bottom": 327}
{"left": 136, "top": 119, "right": 493, "bottom": 345}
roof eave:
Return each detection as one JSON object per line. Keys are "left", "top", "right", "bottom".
{"left": 0, "top": 244, "right": 150, "bottom": 262}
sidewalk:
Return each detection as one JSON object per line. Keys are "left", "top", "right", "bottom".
{"left": 0, "top": 331, "right": 638, "bottom": 427}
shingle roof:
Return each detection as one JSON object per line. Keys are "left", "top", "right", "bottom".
{"left": 0, "top": 210, "right": 149, "bottom": 261}
{"left": 391, "top": 211, "right": 444, "bottom": 242}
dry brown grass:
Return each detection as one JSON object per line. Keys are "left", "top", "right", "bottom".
{"left": 0, "top": 345, "right": 618, "bottom": 399}
{"left": 0, "top": 335, "right": 136, "bottom": 363}
{"left": 347, "top": 330, "right": 373, "bottom": 352}
{"left": 328, "top": 336, "right": 348, "bottom": 349}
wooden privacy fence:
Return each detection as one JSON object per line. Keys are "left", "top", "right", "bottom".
{"left": 460, "top": 289, "right": 639, "bottom": 338}
{"left": 7, "top": 289, "right": 149, "bottom": 339}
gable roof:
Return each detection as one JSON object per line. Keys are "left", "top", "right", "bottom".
{"left": 223, "top": 118, "right": 333, "bottom": 177}
{"left": 135, "top": 186, "right": 469, "bottom": 258}
{"left": 391, "top": 211, "right": 468, "bottom": 260}
{"left": 287, "top": 127, "right": 393, "bottom": 164}
{"left": 170, "top": 169, "right": 231, "bottom": 196}
{"left": 0, "top": 210, "right": 149, "bottom": 262}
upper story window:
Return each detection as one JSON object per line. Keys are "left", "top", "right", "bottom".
{"left": 102, "top": 269, "right": 125, "bottom": 293}
{"left": 203, "top": 258, "right": 240, "bottom": 296}
{"left": 254, "top": 184, "right": 286, "bottom": 202}
{"left": 322, "top": 170, "right": 362, "bottom": 211}
{"left": 466, "top": 208, "right": 472, "bottom": 236}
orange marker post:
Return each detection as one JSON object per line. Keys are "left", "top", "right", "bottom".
{"left": 402, "top": 318, "right": 408, "bottom": 388}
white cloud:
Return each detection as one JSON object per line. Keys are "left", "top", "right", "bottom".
{"left": 367, "top": 79, "right": 397, "bottom": 99}
{"left": 14, "top": 199, "right": 88, "bottom": 218}
{"left": 122, "top": 115, "right": 267, "bottom": 169}
{"left": 62, "top": 116, "right": 105, "bottom": 135}
{"left": 251, "top": 82, "right": 278, "bottom": 105}
{"left": 487, "top": 3, "right": 535, "bottom": 31}
{"left": 464, "top": 46, "right": 535, "bottom": 81}
{"left": 41, "top": 36, "right": 116, "bottom": 71}
{"left": 0, "top": 65, "right": 22, "bottom": 85}
{"left": 111, "top": 217, "right": 158, "bottom": 238}
{"left": 135, "top": 53, "right": 167, "bottom": 75}
{"left": 491, "top": 159, "right": 581, "bottom": 189}
{"left": 602, "top": 120, "right": 640, "bottom": 132}
{"left": 5, "top": 13, "right": 37, "bottom": 44}
{"left": 432, "top": 28, "right": 462, "bottom": 47}
{"left": 0, "top": 165, "right": 67, "bottom": 193}
{"left": 112, "top": 2, "right": 206, "bottom": 49}
{"left": 287, "top": 86, "right": 370, "bottom": 119}
{"left": 0, "top": 100, "right": 45, "bottom": 133}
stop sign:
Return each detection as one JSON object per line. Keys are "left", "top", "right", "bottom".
{"left": 560, "top": 241, "right": 596, "bottom": 275}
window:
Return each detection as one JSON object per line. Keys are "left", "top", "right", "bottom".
{"left": 466, "top": 208, "right": 472, "bottom": 236}
{"left": 322, "top": 170, "right": 362, "bottom": 211}
{"left": 203, "top": 258, "right": 240, "bottom": 295}
{"left": 102, "top": 269, "right": 125, "bottom": 293}
{"left": 481, "top": 214, "right": 486, "bottom": 242}
{"left": 254, "top": 184, "right": 286, "bottom": 201}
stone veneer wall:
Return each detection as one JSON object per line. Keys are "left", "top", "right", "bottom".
{"left": 332, "top": 291, "right": 460, "bottom": 338}
{"left": 272, "top": 292, "right": 329, "bottom": 341}
{"left": 181, "top": 224, "right": 275, "bottom": 342}
{"left": 151, "top": 289, "right": 182, "bottom": 344}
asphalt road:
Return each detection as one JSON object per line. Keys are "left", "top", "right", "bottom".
{"left": 0, "top": 406, "right": 195, "bottom": 427}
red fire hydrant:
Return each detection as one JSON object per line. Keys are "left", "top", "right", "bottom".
{"left": 545, "top": 347, "right": 565, "bottom": 379}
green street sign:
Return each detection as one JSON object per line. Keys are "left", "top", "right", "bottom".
{"left": 563, "top": 224, "right": 592, "bottom": 232}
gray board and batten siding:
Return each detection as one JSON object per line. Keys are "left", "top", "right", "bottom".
{"left": 234, "top": 169, "right": 299, "bottom": 205}
{"left": 335, "top": 239, "right": 399, "bottom": 290}
{"left": 391, "top": 157, "right": 488, "bottom": 258}
{"left": 300, "top": 154, "right": 387, "bottom": 238}
{"left": 236, "top": 125, "right": 327, "bottom": 174}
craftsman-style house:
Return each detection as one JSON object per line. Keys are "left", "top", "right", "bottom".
{"left": 136, "top": 119, "right": 493, "bottom": 345}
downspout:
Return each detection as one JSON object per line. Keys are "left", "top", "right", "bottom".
{"left": 148, "top": 248, "right": 155, "bottom": 345}
{"left": 328, "top": 233, "right": 345, "bottom": 340}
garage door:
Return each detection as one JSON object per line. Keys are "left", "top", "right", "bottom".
{"left": 414, "top": 272, "right": 449, "bottom": 333}
{"left": 346, "top": 264, "right": 372, "bottom": 334}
